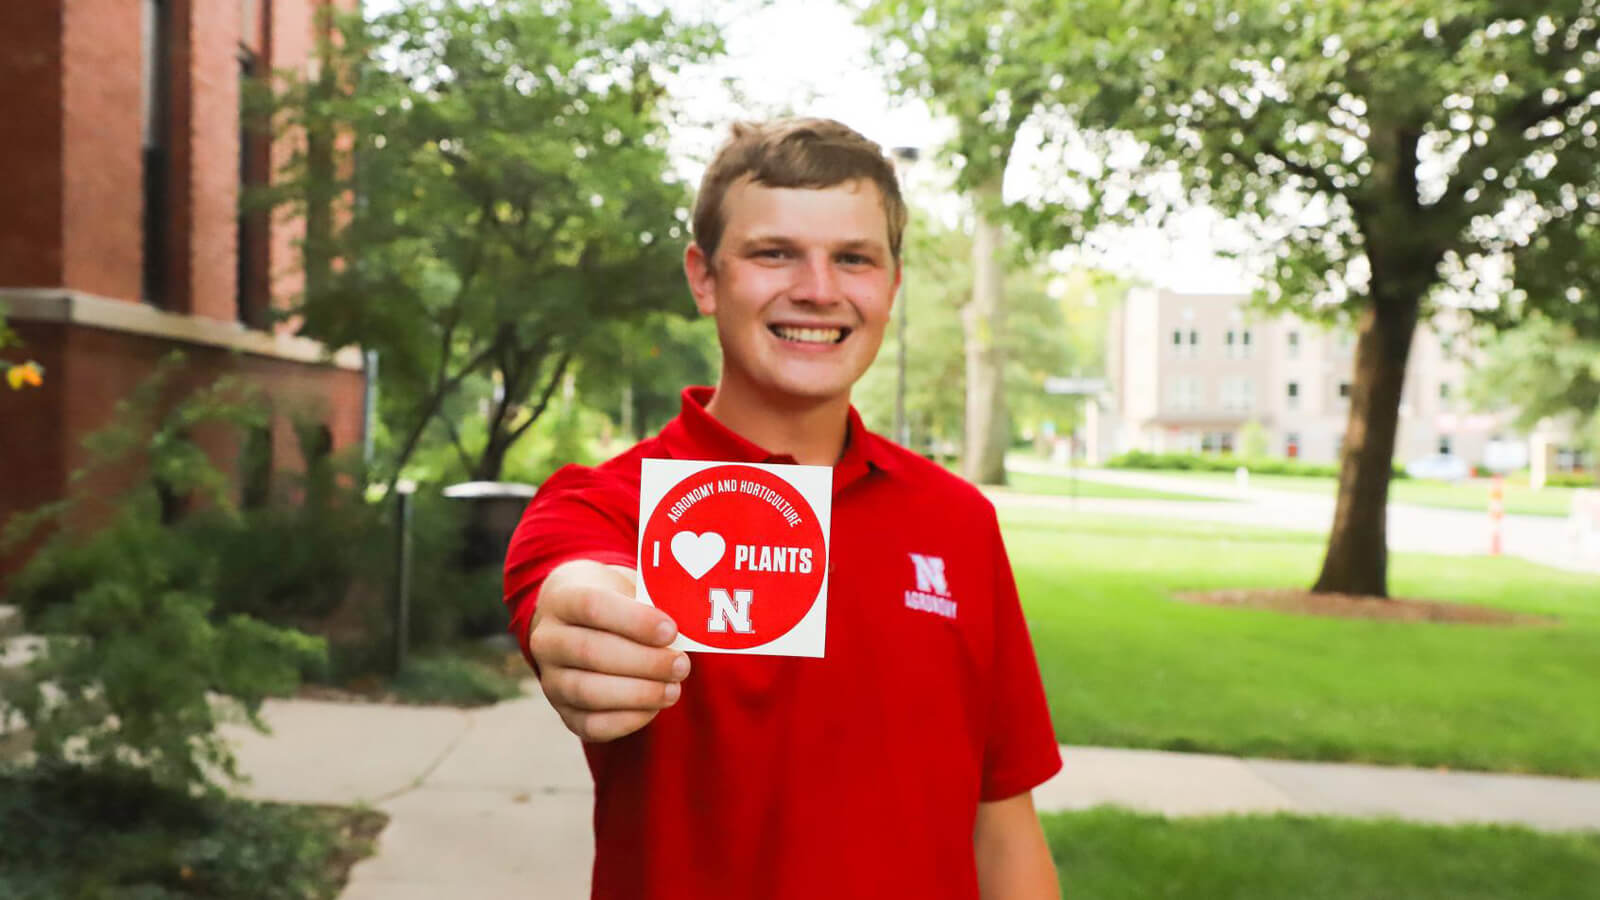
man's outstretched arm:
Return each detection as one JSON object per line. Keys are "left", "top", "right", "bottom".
{"left": 974, "top": 792, "right": 1059, "bottom": 900}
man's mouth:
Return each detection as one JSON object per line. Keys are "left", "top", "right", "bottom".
{"left": 769, "top": 324, "right": 851, "bottom": 345}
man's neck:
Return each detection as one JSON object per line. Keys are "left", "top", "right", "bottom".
{"left": 703, "top": 378, "right": 852, "bottom": 467}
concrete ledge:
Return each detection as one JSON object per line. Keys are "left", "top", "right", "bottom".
{"left": 1, "top": 288, "right": 363, "bottom": 371}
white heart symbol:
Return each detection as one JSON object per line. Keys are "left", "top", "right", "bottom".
{"left": 671, "top": 531, "right": 726, "bottom": 581}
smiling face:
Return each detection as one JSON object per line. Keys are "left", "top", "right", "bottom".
{"left": 685, "top": 177, "right": 901, "bottom": 410}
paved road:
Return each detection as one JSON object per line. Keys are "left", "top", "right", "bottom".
{"left": 224, "top": 690, "right": 1600, "bottom": 900}
{"left": 1001, "top": 460, "right": 1600, "bottom": 576}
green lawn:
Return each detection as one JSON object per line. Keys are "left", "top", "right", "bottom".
{"left": 1135, "top": 468, "right": 1582, "bottom": 517}
{"left": 1003, "top": 507, "right": 1600, "bottom": 776}
{"left": 1002, "top": 470, "right": 1231, "bottom": 502}
{"left": 1044, "top": 807, "right": 1600, "bottom": 900}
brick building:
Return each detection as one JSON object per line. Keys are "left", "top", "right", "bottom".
{"left": 0, "top": 0, "right": 366, "bottom": 578}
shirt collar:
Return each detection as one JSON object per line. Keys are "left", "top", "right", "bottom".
{"left": 657, "top": 387, "right": 898, "bottom": 489}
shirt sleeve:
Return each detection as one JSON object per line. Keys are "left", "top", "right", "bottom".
{"left": 502, "top": 463, "right": 639, "bottom": 670}
{"left": 979, "top": 512, "right": 1064, "bottom": 802}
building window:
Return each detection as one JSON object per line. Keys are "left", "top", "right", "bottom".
{"left": 1172, "top": 329, "right": 1183, "bottom": 354}
{"left": 1241, "top": 329, "right": 1253, "bottom": 359}
{"left": 141, "top": 0, "right": 171, "bottom": 306}
{"left": 1338, "top": 381, "right": 1352, "bottom": 400}
{"left": 1286, "top": 380, "right": 1300, "bottom": 410}
{"left": 1221, "top": 377, "right": 1256, "bottom": 412}
{"left": 1287, "top": 330, "right": 1300, "bottom": 359}
{"left": 1166, "top": 376, "right": 1203, "bottom": 411}
{"left": 1439, "top": 435, "right": 1453, "bottom": 456}
{"left": 1201, "top": 431, "right": 1235, "bottom": 454}
{"left": 1225, "top": 329, "right": 1236, "bottom": 358}
{"left": 1189, "top": 329, "right": 1200, "bottom": 356}
{"left": 238, "top": 50, "right": 269, "bottom": 328}
{"left": 1285, "top": 432, "right": 1301, "bottom": 458}
{"left": 1438, "top": 381, "right": 1453, "bottom": 409}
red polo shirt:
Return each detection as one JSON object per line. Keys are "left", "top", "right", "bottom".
{"left": 503, "top": 387, "right": 1061, "bottom": 899}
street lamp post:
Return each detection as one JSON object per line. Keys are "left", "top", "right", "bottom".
{"left": 891, "top": 146, "right": 920, "bottom": 449}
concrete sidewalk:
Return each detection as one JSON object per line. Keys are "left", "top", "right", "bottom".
{"left": 225, "top": 688, "right": 1600, "bottom": 900}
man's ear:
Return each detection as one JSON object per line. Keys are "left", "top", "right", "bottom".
{"left": 684, "top": 243, "right": 717, "bottom": 316}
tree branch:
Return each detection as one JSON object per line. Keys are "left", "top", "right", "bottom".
{"left": 438, "top": 411, "right": 476, "bottom": 474}
{"left": 506, "top": 350, "right": 574, "bottom": 445}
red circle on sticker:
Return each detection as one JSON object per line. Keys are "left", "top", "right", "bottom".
{"left": 639, "top": 464, "right": 826, "bottom": 650}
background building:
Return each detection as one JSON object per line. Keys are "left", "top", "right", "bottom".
{"left": 1096, "top": 286, "right": 1570, "bottom": 471}
{"left": 0, "top": 0, "right": 364, "bottom": 579}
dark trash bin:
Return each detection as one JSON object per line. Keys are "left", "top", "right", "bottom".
{"left": 441, "top": 481, "right": 538, "bottom": 636}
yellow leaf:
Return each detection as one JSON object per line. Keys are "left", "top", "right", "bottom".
{"left": 7, "top": 362, "right": 43, "bottom": 389}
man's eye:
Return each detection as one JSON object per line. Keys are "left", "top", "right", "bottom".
{"left": 755, "top": 248, "right": 789, "bottom": 259}
{"left": 838, "top": 253, "right": 873, "bottom": 266}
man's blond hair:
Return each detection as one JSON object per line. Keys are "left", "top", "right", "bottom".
{"left": 692, "top": 118, "right": 908, "bottom": 264}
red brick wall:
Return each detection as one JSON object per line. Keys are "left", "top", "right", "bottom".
{"left": 0, "top": 322, "right": 68, "bottom": 543}
{"left": 0, "top": 0, "right": 65, "bottom": 288}
{"left": 0, "top": 319, "right": 367, "bottom": 584}
{"left": 60, "top": 0, "right": 145, "bottom": 302}
{"left": 268, "top": 0, "right": 317, "bottom": 316}
{"left": 183, "top": 0, "right": 244, "bottom": 321}
{"left": 1, "top": 0, "right": 370, "bottom": 585}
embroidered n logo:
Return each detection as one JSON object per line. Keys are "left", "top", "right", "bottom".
{"left": 908, "top": 553, "right": 949, "bottom": 597}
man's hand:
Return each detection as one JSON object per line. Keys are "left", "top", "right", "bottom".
{"left": 529, "top": 560, "right": 691, "bottom": 742}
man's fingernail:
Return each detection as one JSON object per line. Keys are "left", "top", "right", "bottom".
{"left": 671, "top": 654, "right": 690, "bottom": 680}
{"left": 656, "top": 621, "right": 675, "bottom": 644}
{"left": 664, "top": 682, "right": 681, "bottom": 704}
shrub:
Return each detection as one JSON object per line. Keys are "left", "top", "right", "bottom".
{"left": 1105, "top": 450, "right": 1410, "bottom": 480}
{"left": 1, "top": 356, "right": 324, "bottom": 793}
{"left": 0, "top": 762, "right": 379, "bottom": 899}
{"left": 390, "top": 655, "right": 523, "bottom": 706}
{"left": 1545, "top": 471, "right": 1597, "bottom": 488}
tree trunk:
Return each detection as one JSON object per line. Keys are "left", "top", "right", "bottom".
{"left": 963, "top": 180, "right": 1008, "bottom": 485}
{"left": 1312, "top": 296, "right": 1421, "bottom": 597}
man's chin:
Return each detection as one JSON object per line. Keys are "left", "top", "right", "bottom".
{"left": 757, "top": 376, "right": 853, "bottom": 408}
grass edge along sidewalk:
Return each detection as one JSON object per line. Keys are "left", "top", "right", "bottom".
{"left": 1042, "top": 806, "right": 1600, "bottom": 900}
{"left": 1001, "top": 506, "right": 1600, "bottom": 778}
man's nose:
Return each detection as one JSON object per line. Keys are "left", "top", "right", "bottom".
{"left": 790, "top": 252, "right": 844, "bottom": 304}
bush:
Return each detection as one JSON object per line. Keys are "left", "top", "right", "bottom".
{"left": 1105, "top": 450, "right": 1410, "bottom": 480}
{"left": 1, "top": 357, "right": 324, "bottom": 793}
{"left": 0, "top": 763, "right": 381, "bottom": 899}
{"left": 1545, "top": 471, "right": 1597, "bottom": 488}
{"left": 390, "top": 655, "right": 523, "bottom": 706}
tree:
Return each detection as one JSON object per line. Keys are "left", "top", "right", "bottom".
{"left": 860, "top": 0, "right": 1066, "bottom": 484}
{"left": 866, "top": 0, "right": 1600, "bottom": 596}
{"left": 1468, "top": 314, "right": 1600, "bottom": 450}
{"left": 855, "top": 219, "right": 1082, "bottom": 456}
{"left": 575, "top": 312, "right": 720, "bottom": 443}
{"left": 264, "top": 0, "right": 718, "bottom": 489}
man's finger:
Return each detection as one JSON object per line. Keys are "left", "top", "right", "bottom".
{"left": 559, "top": 707, "right": 660, "bottom": 743}
{"left": 536, "top": 623, "right": 689, "bottom": 683}
{"left": 558, "top": 584, "right": 678, "bottom": 646}
{"left": 542, "top": 668, "right": 682, "bottom": 712}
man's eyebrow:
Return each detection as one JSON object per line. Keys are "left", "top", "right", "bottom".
{"left": 733, "top": 234, "right": 889, "bottom": 255}
{"left": 832, "top": 238, "right": 889, "bottom": 255}
{"left": 734, "top": 234, "right": 799, "bottom": 248}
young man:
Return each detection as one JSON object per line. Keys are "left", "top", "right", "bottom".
{"left": 503, "top": 118, "right": 1062, "bottom": 899}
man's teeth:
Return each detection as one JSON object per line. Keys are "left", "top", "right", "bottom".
{"left": 773, "top": 325, "right": 844, "bottom": 344}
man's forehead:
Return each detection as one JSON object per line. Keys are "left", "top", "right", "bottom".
{"left": 721, "top": 177, "right": 891, "bottom": 242}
